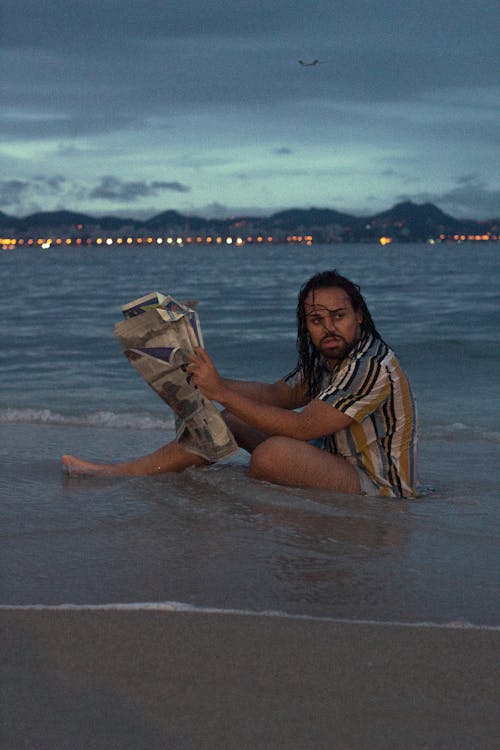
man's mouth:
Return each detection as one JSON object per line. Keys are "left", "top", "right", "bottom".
{"left": 322, "top": 335, "right": 342, "bottom": 345}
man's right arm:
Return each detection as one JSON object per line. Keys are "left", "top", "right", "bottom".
{"left": 220, "top": 378, "right": 307, "bottom": 409}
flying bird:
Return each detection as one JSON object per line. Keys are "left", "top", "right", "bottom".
{"left": 298, "top": 59, "right": 323, "bottom": 66}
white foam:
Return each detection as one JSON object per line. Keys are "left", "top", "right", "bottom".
{"left": 425, "top": 421, "right": 500, "bottom": 443}
{"left": 1, "top": 601, "right": 498, "bottom": 631}
{"left": 0, "top": 407, "right": 174, "bottom": 431}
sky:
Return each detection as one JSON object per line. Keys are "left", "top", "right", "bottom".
{"left": 2, "top": 0, "right": 499, "bottom": 220}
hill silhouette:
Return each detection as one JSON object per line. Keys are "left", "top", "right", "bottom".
{"left": 1, "top": 202, "right": 497, "bottom": 242}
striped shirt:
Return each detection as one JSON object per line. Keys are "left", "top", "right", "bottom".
{"left": 313, "top": 334, "right": 418, "bottom": 498}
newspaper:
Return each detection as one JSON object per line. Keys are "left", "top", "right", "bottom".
{"left": 114, "top": 292, "right": 238, "bottom": 462}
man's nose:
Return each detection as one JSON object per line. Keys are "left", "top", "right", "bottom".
{"left": 322, "top": 316, "right": 337, "bottom": 333}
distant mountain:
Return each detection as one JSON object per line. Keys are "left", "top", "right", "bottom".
{"left": 84, "top": 216, "right": 130, "bottom": 230}
{"left": 0, "top": 210, "right": 129, "bottom": 233}
{"left": 20, "top": 210, "right": 95, "bottom": 227}
{"left": 1, "top": 201, "right": 497, "bottom": 241}
{"left": 367, "top": 201, "right": 459, "bottom": 239}
{"left": 143, "top": 210, "right": 204, "bottom": 230}
{"left": 0, "top": 211, "right": 23, "bottom": 231}
{"left": 268, "top": 207, "right": 356, "bottom": 228}
{"left": 364, "top": 201, "right": 494, "bottom": 240}
{"left": 16, "top": 210, "right": 138, "bottom": 231}
{"left": 371, "top": 201, "right": 456, "bottom": 224}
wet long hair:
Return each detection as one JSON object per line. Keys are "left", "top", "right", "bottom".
{"left": 289, "top": 270, "right": 384, "bottom": 397}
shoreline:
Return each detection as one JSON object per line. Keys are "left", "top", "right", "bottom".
{"left": 2, "top": 608, "right": 498, "bottom": 749}
{"left": 2, "top": 601, "right": 499, "bottom": 631}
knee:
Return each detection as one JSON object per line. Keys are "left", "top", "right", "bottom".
{"left": 249, "top": 437, "right": 290, "bottom": 481}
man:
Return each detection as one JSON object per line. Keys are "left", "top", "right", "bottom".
{"left": 62, "top": 271, "right": 418, "bottom": 498}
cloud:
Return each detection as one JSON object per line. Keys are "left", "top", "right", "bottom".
{"left": 399, "top": 177, "right": 500, "bottom": 219}
{"left": 0, "top": 175, "right": 70, "bottom": 210}
{"left": 4, "top": 1, "right": 500, "bottom": 122}
{"left": 89, "top": 176, "right": 190, "bottom": 202}
{"left": 0, "top": 179, "right": 32, "bottom": 209}
{"left": 33, "top": 175, "right": 67, "bottom": 192}
{"left": 0, "top": 103, "right": 146, "bottom": 141}
{"left": 152, "top": 180, "right": 191, "bottom": 193}
{"left": 0, "top": 176, "right": 81, "bottom": 214}
{"left": 2, "top": 2, "right": 499, "bottom": 220}
{"left": 196, "top": 201, "right": 270, "bottom": 219}
{"left": 440, "top": 180, "right": 500, "bottom": 220}
{"left": 5, "top": 1, "right": 499, "bottom": 51}
{"left": 197, "top": 201, "right": 232, "bottom": 219}
{"left": 0, "top": 175, "right": 191, "bottom": 214}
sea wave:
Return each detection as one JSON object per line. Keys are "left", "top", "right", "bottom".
{"left": 0, "top": 601, "right": 498, "bottom": 630}
{"left": 0, "top": 407, "right": 174, "bottom": 431}
{"left": 424, "top": 422, "right": 500, "bottom": 444}
{"left": 2, "top": 408, "right": 499, "bottom": 444}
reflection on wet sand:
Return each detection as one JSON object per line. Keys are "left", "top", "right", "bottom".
{"left": 245, "top": 491, "right": 410, "bottom": 611}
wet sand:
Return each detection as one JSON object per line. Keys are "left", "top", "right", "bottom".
{"left": 1, "top": 609, "right": 498, "bottom": 749}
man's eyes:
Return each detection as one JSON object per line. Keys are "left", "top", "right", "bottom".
{"left": 310, "top": 312, "right": 345, "bottom": 324}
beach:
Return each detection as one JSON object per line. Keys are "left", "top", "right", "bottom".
{"left": 2, "top": 607, "right": 499, "bottom": 749}
{"left": 1, "top": 242, "right": 499, "bottom": 748}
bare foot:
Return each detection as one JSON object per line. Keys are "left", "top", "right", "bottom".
{"left": 61, "top": 442, "right": 207, "bottom": 477}
{"left": 61, "top": 455, "right": 119, "bottom": 476}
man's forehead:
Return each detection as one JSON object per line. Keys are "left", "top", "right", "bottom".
{"left": 304, "top": 287, "right": 353, "bottom": 308}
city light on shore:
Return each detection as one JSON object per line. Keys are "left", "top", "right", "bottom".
{"left": 1, "top": 232, "right": 499, "bottom": 251}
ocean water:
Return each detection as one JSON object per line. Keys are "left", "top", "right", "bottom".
{"left": 1, "top": 242, "right": 499, "bottom": 625}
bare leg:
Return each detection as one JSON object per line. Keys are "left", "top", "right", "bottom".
{"left": 61, "top": 411, "right": 268, "bottom": 477}
{"left": 61, "top": 441, "right": 207, "bottom": 477}
{"left": 249, "top": 436, "right": 362, "bottom": 495}
{"left": 221, "top": 410, "right": 268, "bottom": 453}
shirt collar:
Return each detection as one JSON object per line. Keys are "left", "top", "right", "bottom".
{"left": 348, "top": 331, "right": 373, "bottom": 360}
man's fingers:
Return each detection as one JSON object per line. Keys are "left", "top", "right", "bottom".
{"left": 193, "top": 347, "right": 210, "bottom": 363}
{"left": 196, "top": 350, "right": 215, "bottom": 369}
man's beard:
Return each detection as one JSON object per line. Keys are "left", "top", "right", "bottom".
{"left": 319, "top": 333, "right": 357, "bottom": 363}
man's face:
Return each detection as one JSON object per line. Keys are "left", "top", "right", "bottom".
{"left": 304, "top": 286, "right": 363, "bottom": 366}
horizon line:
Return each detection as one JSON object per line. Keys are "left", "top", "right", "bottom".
{"left": 1, "top": 199, "right": 499, "bottom": 224}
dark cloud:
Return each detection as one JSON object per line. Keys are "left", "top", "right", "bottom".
{"left": 2, "top": 2, "right": 499, "bottom": 219}
{"left": 33, "top": 175, "right": 67, "bottom": 191}
{"left": 4, "top": 35, "right": 495, "bottom": 129}
{"left": 5, "top": 1, "right": 499, "bottom": 51}
{"left": 151, "top": 181, "right": 191, "bottom": 193}
{"left": 0, "top": 175, "right": 66, "bottom": 203}
{"left": 400, "top": 177, "right": 500, "bottom": 219}
{"left": 1, "top": 101, "right": 146, "bottom": 141}
{"left": 0, "top": 175, "right": 190, "bottom": 213}
{"left": 89, "top": 176, "right": 190, "bottom": 202}
{"left": 0, "top": 180, "right": 32, "bottom": 209}
{"left": 4, "top": 1, "right": 499, "bottom": 120}
{"left": 3, "top": 1, "right": 305, "bottom": 50}
{"left": 0, "top": 176, "right": 75, "bottom": 213}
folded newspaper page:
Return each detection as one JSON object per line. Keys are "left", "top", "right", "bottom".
{"left": 114, "top": 292, "right": 238, "bottom": 462}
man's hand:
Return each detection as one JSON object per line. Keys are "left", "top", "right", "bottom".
{"left": 186, "top": 348, "right": 227, "bottom": 403}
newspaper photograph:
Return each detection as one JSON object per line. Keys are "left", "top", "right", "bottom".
{"left": 114, "top": 292, "right": 238, "bottom": 462}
